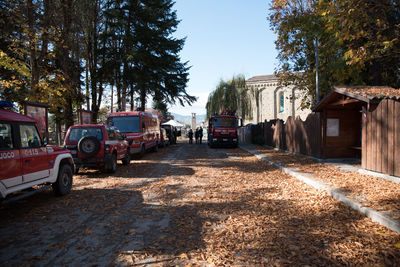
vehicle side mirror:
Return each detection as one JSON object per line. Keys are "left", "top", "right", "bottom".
{"left": 43, "top": 137, "right": 48, "bottom": 146}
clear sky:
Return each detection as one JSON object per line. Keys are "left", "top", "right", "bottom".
{"left": 169, "top": 0, "right": 278, "bottom": 116}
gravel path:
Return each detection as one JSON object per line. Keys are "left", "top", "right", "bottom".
{"left": 1, "top": 142, "right": 399, "bottom": 266}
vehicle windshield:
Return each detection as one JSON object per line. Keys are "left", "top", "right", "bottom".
{"left": 108, "top": 116, "right": 140, "bottom": 133}
{"left": 67, "top": 127, "right": 103, "bottom": 141}
{"left": 213, "top": 117, "right": 237, "bottom": 127}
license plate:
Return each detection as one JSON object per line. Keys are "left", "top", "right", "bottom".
{"left": 223, "top": 138, "right": 228, "bottom": 141}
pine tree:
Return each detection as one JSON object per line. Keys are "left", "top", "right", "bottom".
{"left": 130, "top": 0, "right": 195, "bottom": 111}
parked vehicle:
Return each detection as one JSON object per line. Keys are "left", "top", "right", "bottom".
{"left": 107, "top": 111, "right": 160, "bottom": 157}
{"left": 208, "top": 110, "right": 241, "bottom": 148}
{"left": 0, "top": 102, "right": 74, "bottom": 201}
{"left": 159, "top": 128, "right": 170, "bottom": 147}
{"left": 64, "top": 124, "right": 130, "bottom": 173}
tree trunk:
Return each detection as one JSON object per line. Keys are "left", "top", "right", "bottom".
{"left": 130, "top": 84, "right": 134, "bottom": 111}
{"left": 26, "top": 0, "right": 40, "bottom": 99}
{"left": 140, "top": 87, "right": 146, "bottom": 111}
{"left": 85, "top": 59, "right": 90, "bottom": 110}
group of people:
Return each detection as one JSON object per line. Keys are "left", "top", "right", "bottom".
{"left": 188, "top": 127, "right": 203, "bottom": 144}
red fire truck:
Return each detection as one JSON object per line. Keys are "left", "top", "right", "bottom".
{"left": 107, "top": 111, "right": 160, "bottom": 157}
{"left": 207, "top": 110, "right": 241, "bottom": 148}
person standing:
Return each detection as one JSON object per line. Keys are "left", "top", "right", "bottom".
{"left": 195, "top": 128, "right": 199, "bottom": 144}
{"left": 188, "top": 129, "right": 193, "bottom": 144}
{"left": 199, "top": 126, "right": 203, "bottom": 144}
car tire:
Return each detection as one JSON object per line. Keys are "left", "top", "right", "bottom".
{"left": 78, "top": 136, "right": 100, "bottom": 157}
{"left": 139, "top": 145, "right": 146, "bottom": 158}
{"left": 104, "top": 153, "right": 117, "bottom": 173}
{"left": 153, "top": 142, "right": 158, "bottom": 152}
{"left": 52, "top": 164, "right": 73, "bottom": 196}
{"left": 122, "top": 150, "right": 131, "bottom": 165}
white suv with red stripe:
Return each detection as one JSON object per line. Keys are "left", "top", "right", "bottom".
{"left": 0, "top": 106, "right": 74, "bottom": 201}
{"left": 64, "top": 124, "right": 130, "bottom": 173}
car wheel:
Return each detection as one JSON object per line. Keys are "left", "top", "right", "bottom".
{"left": 78, "top": 136, "right": 100, "bottom": 156}
{"left": 104, "top": 153, "right": 117, "bottom": 173}
{"left": 153, "top": 142, "right": 158, "bottom": 152}
{"left": 122, "top": 150, "right": 131, "bottom": 165}
{"left": 139, "top": 145, "right": 146, "bottom": 158}
{"left": 210, "top": 141, "right": 215, "bottom": 148}
{"left": 52, "top": 164, "right": 73, "bottom": 196}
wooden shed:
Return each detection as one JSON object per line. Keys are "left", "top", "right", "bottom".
{"left": 314, "top": 86, "right": 400, "bottom": 177}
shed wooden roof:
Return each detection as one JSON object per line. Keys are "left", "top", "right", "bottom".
{"left": 335, "top": 86, "right": 400, "bottom": 99}
{"left": 314, "top": 86, "right": 400, "bottom": 112}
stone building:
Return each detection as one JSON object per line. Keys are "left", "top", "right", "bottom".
{"left": 244, "top": 74, "right": 311, "bottom": 124}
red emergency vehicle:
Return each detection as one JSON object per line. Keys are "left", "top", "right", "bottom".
{"left": 107, "top": 111, "right": 160, "bottom": 157}
{"left": 208, "top": 110, "right": 240, "bottom": 148}
{"left": 64, "top": 124, "right": 130, "bottom": 173}
{"left": 0, "top": 102, "right": 74, "bottom": 201}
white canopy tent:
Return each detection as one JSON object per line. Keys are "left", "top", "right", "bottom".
{"left": 161, "top": 120, "right": 184, "bottom": 127}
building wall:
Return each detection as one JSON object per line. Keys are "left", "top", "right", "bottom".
{"left": 244, "top": 75, "right": 311, "bottom": 125}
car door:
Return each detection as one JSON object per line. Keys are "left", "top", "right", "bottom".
{"left": 19, "top": 123, "right": 50, "bottom": 183}
{"left": 141, "top": 117, "right": 147, "bottom": 149}
{"left": 0, "top": 121, "right": 23, "bottom": 188}
{"left": 115, "top": 130, "right": 127, "bottom": 158}
{"left": 106, "top": 127, "right": 120, "bottom": 158}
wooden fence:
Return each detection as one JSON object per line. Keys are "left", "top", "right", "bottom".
{"left": 362, "top": 99, "right": 400, "bottom": 177}
{"left": 245, "top": 113, "right": 322, "bottom": 158}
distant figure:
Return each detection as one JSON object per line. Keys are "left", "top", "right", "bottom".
{"left": 195, "top": 128, "right": 199, "bottom": 144}
{"left": 188, "top": 129, "right": 193, "bottom": 144}
{"left": 199, "top": 127, "right": 203, "bottom": 144}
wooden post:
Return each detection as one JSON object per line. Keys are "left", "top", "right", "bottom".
{"left": 388, "top": 100, "right": 395, "bottom": 176}
{"left": 382, "top": 100, "right": 388, "bottom": 174}
{"left": 361, "top": 106, "right": 367, "bottom": 169}
{"left": 376, "top": 102, "right": 382, "bottom": 173}
{"left": 395, "top": 101, "right": 400, "bottom": 177}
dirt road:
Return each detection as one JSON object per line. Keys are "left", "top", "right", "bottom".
{"left": 1, "top": 142, "right": 399, "bottom": 266}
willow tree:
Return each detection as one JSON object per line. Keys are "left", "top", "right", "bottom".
{"left": 206, "top": 75, "right": 252, "bottom": 120}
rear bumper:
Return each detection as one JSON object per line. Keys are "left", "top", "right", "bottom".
{"left": 73, "top": 154, "right": 113, "bottom": 168}
{"left": 209, "top": 136, "right": 238, "bottom": 146}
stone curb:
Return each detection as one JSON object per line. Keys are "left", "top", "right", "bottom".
{"left": 258, "top": 144, "right": 400, "bottom": 184}
{"left": 241, "top": 146, "right": 400, "bottom": 234}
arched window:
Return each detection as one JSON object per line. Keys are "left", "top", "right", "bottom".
{"left": 279, "top": 92, "right": 284, "bottom": 113}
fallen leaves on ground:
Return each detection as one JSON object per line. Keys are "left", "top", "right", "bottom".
{"left": 0, "top": 142, "right": 399, "bottom": 266}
